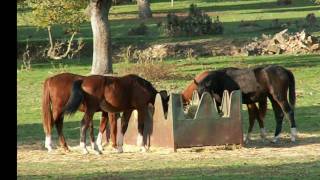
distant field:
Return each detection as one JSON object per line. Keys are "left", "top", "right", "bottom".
{"left": 17, "top": 0, "right": 320, "bottom": 45}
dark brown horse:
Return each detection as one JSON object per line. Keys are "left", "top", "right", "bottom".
{"left": 182, "top": 65, "right": 297, "bottom": 143}
{"left": 182, "top": 69, "right": 267, "bottom": 143}
{"left": 62, "top": 74, "right": 169, "bottom": 153}
{"left": 42, "top": 73, "right": 117, "bottom": 153}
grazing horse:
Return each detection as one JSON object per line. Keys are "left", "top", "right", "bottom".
{"left": 42, "top": 73, "right": 117, "bottom": 153}
{"left": 62, "top": 74, "right": 169, "bottom": 153}
{"left": 193, "top": 65, "right": 297, "bottom": 143}
{"left": 182, "top": 69, "right": 268, "bottom": 143}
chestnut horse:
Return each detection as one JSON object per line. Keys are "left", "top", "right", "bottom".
{"left": 42, "top": 73, "right": 118, "bottom": 153}
{"left": 62, "top": 74, "right": 169, "bottom": 153}
{"left": 182, "top": 65, "right": 297, "bottom": 143}
{"left": 182, "top": 68, "right": 268, "bottom": 143}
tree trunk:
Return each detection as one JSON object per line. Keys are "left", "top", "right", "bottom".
{"left": 89, "top": 0, "right": 113, "bottom": 75}
{"left": 137, "top": 0, "right": 152, "bottom": 19}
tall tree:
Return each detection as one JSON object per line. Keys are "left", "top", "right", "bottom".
{"left": 88, "top": 0, "right": 113, "bottom": 74}
{"left": 137, "top": 0, "right": 152, "bottom": 19}
{"left": 26, "top": 0, "right": 113, "bottom": 74}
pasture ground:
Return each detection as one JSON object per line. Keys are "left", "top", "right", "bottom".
{"left": 17, "top": 55, "right": 320, "bottom": 179}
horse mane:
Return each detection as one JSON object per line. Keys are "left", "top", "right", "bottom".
{"left": 128, "top": 74, "right": 158, "bottom": 102}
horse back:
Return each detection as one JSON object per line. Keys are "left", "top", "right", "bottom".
{"left": 46, "top": 73, "right": 84, "bottom": 107}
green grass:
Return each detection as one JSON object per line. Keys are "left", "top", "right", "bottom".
{"left": 17, "top": 0, "right": 320, "bottom": 45}
{"left": 17, "top": 54, "right": 320, "bottom": 179}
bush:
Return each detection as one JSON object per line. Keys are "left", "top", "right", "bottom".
{"left": 311, "top": 0, "right": 320, "bottom": 4}
{"left": 306, "top": 13, "right": 317, "bottom": 27}
{"left": 119, "top": 63, "right": 175, "bottom": 82}
{"left": 164, "top": 4, "right": 224, "bottom": 37}
{"left": 128, "top": 23, "right": 148, "bottom": 36}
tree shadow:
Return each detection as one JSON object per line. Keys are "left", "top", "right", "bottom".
{"left": 18, "top": 160, "right": 320, "bottom": 179}
{"left": 244, "top": 54, "right": 320, "bottom": 69}
{"left": 245, "top": 6, "right": 320, "bottom": 14}
{"left": 17, "top": 105, "right": 320, "bottom": 149}
{"left": 114, "top": 0, "right": 314, "bottom": 15}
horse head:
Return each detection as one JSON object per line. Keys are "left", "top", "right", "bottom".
{"left": 158, "top": 90, "right": 170, "bottom": 114}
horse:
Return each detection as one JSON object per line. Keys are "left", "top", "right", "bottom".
{"left": 182, "top": 68, "right": 268, "bottom": 143}
{"left": 182, "top": 65, "right": 297, "bottom": 143}
{"left": 62, "top": 74, "right": 169, "bottom": 153}
{"left": 42, "top": 73, "right": 117, "bottom": 153}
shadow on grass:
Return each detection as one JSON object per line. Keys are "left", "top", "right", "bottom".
{"left": 17, "top": 160, "right": 320, "bottom": 179}
{"left": 114, "top": 0, "right": 314, "bottom": 15}
{"left": 17, "top": 105, "right": 320, "bottom": 150}
{"left": 245, "top": 6, "right": 320, "bottom": 14}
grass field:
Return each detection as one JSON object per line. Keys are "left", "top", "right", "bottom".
{"left": 17, "top": 0, "right": 320, "bottom": 179}
{"left": 17, "top": 54, "right": 320, "bottom": 179}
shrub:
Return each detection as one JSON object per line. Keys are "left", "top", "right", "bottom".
{"left": 164, "top": 4, "right": 224, "bottom": 37}
{"left": 119, "top": 63, "right": 175, "bottom": 82}
{"left": 128, "top": 23, "right": 148, "bottom": 36}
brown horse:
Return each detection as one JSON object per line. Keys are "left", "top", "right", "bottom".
{"left": 182, "top": 69, "right": 268, "bottom": 143}
{"left": 62, "top": 74, "right": 169, "bottom": 153}
{"left": 42, "top": 73, "right": 117, "bottom": 153}
{"left": 182, "top": 65, "right": 296, "bottom": 143}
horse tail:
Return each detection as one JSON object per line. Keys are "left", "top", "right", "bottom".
{"left": 287, "top": 69, "right": 296, "bottom": 108}
{"left": 62, "top": 80, "right": 84, "bottom": 116}
{"left": 42, "top": 78, "right": 53, "bottom": 135}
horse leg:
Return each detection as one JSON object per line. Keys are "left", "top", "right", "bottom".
{"left": 88, "top": 117, "right": 102, "bottom": 155}
{"left": 96, "top": 111, "right": 108, "bottom": 151}
{"left": 44, "top": 124, "right": 53, "bottom": 152}
{"left": 80, "top": 112, "right": 94, "bottom": 154}
{"left": 109, "top": 112, "right": 118, "bottom": 150}
{"left": 257, "top": 99, "right": 268, "bottom": 140}
{"left": 274, "top": 98, "right": 297, "bottom": 142}
{"left": 245, "top": 104, "right": 257, "bottom": 144}
{"left": 55, "top": 116, "right": 69, "bottom": 152}
{"left": 269, "top": 96, "right": 284, "bottom": 143}
{"left": 137, "top": 108, "right": 148, "bottom": 152}
{"left": 117, "top": 110, "right": 133, "bottom": 153}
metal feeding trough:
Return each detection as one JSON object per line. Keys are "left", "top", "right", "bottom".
{"left": 120, "top": 90, "right": 244, "bottom": 151}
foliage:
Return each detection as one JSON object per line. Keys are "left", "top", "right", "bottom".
{"left": 164, "top": 4, "right": 224, "bottom": 37}
{"left": 128, "top": 23, "right": 148, "bottom": 36}
{"left": 312, "top": 0, "right": 320, "bottom": 4}
{"left": 26, "top": 0, "right": 87, "bottom": 31}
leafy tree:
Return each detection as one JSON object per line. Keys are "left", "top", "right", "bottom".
{"left": 27, "top": 0, "right": 87, "bottom": 60}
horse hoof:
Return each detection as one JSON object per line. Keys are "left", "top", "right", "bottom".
{"left": 46, "top": 146, "right": 53, "bottom": 152}
{"left": 98, "top": 145, "right": 104, "bottom": 152}
{"left": 82, "top": 149, "right": 89, "bottom": 155}
{"left": 140, "top": 146, "right": 148, "bottom": 153}
{"left": 64, "top": 148, "right": 71, "bottom": 153}
{"left": 94, "top": 150, "right": 102, "bottom": 155}
{"left": 291, "top": 136, "right": 296, "bottom": 142}
{"left": 117, "top": 146, "right": 123, "bottom": 153}
{"left": 271, "top": 138, "right": 278, "bottom": 144}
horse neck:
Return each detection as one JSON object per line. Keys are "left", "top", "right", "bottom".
{"left": 182, "top": 83, "right": 197, "bottom": 105}
{"left": 135, "top": 77, "right": 158, "bottom": 104}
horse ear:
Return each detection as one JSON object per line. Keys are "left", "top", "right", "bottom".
{"left": 166, "top": 95, "right": 170, "bottom": 102}
{"left": 193, "top": 79, "right": 199, "bottom": 86}
{"left": 159, "top": 90, "right": 168, "bottom": 99}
